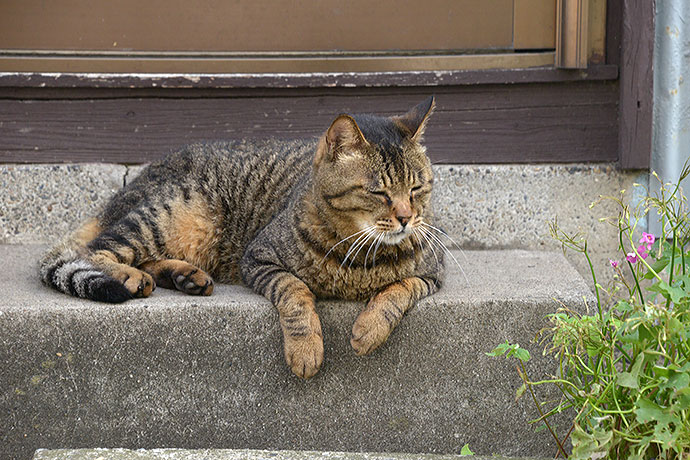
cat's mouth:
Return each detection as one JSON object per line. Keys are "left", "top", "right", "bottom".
{"left": 382, "top": 228, "right": 411, "bottom": 245}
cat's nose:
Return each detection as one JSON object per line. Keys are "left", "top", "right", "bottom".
{"left": 392, "top": 198, "right": 412, "bottom": 228}
{"left": 397, "top": 216, "right": 410, "bottom": 227}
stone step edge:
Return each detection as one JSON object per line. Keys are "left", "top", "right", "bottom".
{"left": 33, "top": 448, "right": 550, "bottom": 460}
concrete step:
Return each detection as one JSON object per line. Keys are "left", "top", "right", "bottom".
{"left": 2, "top": 245, "right": 591, "bottom": 460}
{"left": 0, "top": 162, "right": 645, "bottom": 290}
{"left": 32, "top": 448, "right": 549, "bottom": 460}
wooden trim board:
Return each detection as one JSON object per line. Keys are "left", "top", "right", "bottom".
{"left": 0, "top": 52, "right": 557, "bottom": 74}
{"left": 0, "top": 66, "right": 619, "bottom": 91}
{"left": 618, "top": 0, "right": 654, "bottom": 170}
{"left": 0, "top": 83, "right": 619, "bottom": 165}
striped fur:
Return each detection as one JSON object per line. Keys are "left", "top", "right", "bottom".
{"left": 40, "top": 96, "right": 445, "bottom": 378}
{"left": 40, "top": 247, "right": 132, "bottom": 303}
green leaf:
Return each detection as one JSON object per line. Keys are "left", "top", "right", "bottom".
{"left": 637, "top": 323, "right": 655, "bottom": 343}
{"left": 677, "top": 274, "right": 690, "bottom": 290}
{"left": 647, "top": 280, "right": 686, "bottom": 304}
{"left": 614, "top": 300, "right": 634, "bottom": 313}
{"left": 486, "top": 341, "right": 511, "bottom": 357}
{"left": 570, "top": 423, "right": 612, "bottom": 460}
{"left": 676, "top": 387, "right": 690, "bottom": 410}
{"left": 634, "top": 398, "right": 674, "bottom": 426}
{"left": 617, "top": 354, "right": 644, "bottom": 389}
{"left": 653, "top": 423, "right": 677, "bottom": 453}
{"left": 509, "top": 347, "right": 531, "bottom": 363}
{"left": 460, "top": 443, "right": 474, "bottom": 456}
{"left": 486, "top": 341, "right": 530, "bottom": 362}
{"left": 667, "top": 317, "right": 684, "bottom": 336}
{"left": 643, "top": 257, "right": 670, "bottom": 279}
{"left": 652, "top": 365, "right": 671, "bottom": 379}
{"left": 515, "top": 383, "right": 527, "bottom": 401}
{"left": 619, "top": 326, "right": 639, "bottom": 343}
{"left": 661, "top": 371, "right": 690, "bottom": 392}
{"left": 584, "top": 331, "right": 603, "bottom": 357}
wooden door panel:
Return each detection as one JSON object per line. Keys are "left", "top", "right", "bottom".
{"left": 0, "top": 0, "right": 514, "bottom": 53}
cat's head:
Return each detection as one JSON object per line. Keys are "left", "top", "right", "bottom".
{"left": 313, "top": 96, "right": 435, "bottom": 246}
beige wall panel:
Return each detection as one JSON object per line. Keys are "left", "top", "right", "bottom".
{"left": 514, "top": 0, "right": 557, "bottom": 49}
{"left": 588, "top": 0, "right": 607, "bottom": 63}
{"left": 0, "top": 0, "right": 514, "bottom": 53}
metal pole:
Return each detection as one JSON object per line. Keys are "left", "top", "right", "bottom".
{"left": 650, "top": 0, "right": 690, "bottom": 235}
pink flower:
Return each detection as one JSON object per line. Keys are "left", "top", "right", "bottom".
{"left": 627, "top": 243, "right": 650, "bottom": 264}
{"left": 626, "top": 252, "right": 639, "bottom": 263}
{"left": 637, "top": 245, "right": 649, "bottom": 259}
{"left": 609, "top": 259, "right": 620, "bottom": 268}
{"left": 639, "top": 232, "right": 655, "bottom": 251}
{"left": 640, "top": 232, "right": 655, "bottom": 244}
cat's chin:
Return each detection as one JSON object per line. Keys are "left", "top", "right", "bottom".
{"left": 382, "top": 230, "right": 411, "bottom": 246}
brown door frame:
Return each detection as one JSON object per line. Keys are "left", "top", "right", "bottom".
{"left": 615, "top": 0, "right": 655, "bottom": 170}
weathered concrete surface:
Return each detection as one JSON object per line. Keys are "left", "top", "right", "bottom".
{"left": 0, "top": 163, "right": 645, "bottom": 287}
{"left": 33, "top": 448, "right": 548, "bottom": 460}
{"left": 432, "top": 164, "right": 648, "bottom": 288}
{"left": 0, "top": 164, "right": 126, "bottom": 244}
{"left": 2, "top": 245, "right": 589, "bottom": 460}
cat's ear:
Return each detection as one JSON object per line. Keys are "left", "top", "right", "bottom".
{"left": 315, "top": 114, "right": 369, "bottom": 166}
{"left": 394, "top": 96, "right": 435, "bottom": 142}
{"left": 326, "top": 115, "right": 368, "bottom": 152}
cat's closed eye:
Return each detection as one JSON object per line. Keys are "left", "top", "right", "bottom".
{"left": 370, "top": 190, "right": 392, "bottom": 205}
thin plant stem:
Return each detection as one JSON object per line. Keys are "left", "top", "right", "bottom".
{"left": 619, "top": 221, "right": 645, "bottom": 305}
{"left": 668, "top": 230, "right": 677, "bottom": 288}
{"left": 518, "top": 362, "right": 568, "bottom": 458}
{"left": 583, "top": 243, "right": 603, "bottom": 322}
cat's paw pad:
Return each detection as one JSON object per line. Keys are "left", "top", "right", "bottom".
{"left": 284, "top": 333, "right": 324, "bottom": 379}
{"left": 115, "top": 267, "right": 155, "bottom": 298}
{"left": 351, "top": 309, "right": 392, "bottom": 356}
{"left": 173, "top": 268, "right": 214, "bottom": 296}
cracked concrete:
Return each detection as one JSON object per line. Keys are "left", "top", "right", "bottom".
{"left": 122, "top": 165, "right": 131, "bottom": 188}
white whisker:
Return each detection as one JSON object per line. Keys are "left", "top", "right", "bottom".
{"left": 421, "top": 221, "right": 468, "bottom": 262}
{"left": 370, "top": 232, "right": 387, "bottom": 269}
{"left": 419, "top": 226, "right": 469, "bottom": 286}
{"left": 340, "top": 228, "right": 376, "bottom": 270}
{"left": 320, "top": 226, "right": 375, "bottom": 267}
{"left": 348, "top": 230, "right": 378, "bottom": 270}
{"left": 414, "top": 227, "right": 439, "bottom": 269}
{"left": 364, "top": 231, "right": 384, "bottom": 271}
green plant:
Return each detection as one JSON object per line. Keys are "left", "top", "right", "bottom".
{"left": 460, "top": 443, "right": 475, "bottom": 456}
{"left": 489, "top": 167, "right": 690, "bottom": 459}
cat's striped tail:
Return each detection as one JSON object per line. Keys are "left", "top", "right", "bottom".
{"left": 39, "top": 224, "right": 132, "bottom": 303}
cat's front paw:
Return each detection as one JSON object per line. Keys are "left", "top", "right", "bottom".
{"left": 281, "top": 309, "right": 324, "bottom": 379}
{"left": 350, "top": 307, "right": 393, "bottom": 356}
{"left": 284, "top": 332, "right": 324, "bottom": 379}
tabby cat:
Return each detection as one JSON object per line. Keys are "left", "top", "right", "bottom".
{"left": 40, "top": 96, "right": 445, "bottom": 379}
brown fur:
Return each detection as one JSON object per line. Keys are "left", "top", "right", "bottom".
{"left": 140, "top": 259, "right": 213, "bottom": 296}
{"left": 72, "top": 218, "right": 102, "bottom": 247}
{"left": 40, "top": 97, "right": 445, "bottom": 379}
{"left": 164, "top": 194, "right": 222, "bottom": 274}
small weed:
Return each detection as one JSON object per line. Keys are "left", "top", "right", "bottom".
{"left": 489, "top": 164, "right": 690, "bottom": 459}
